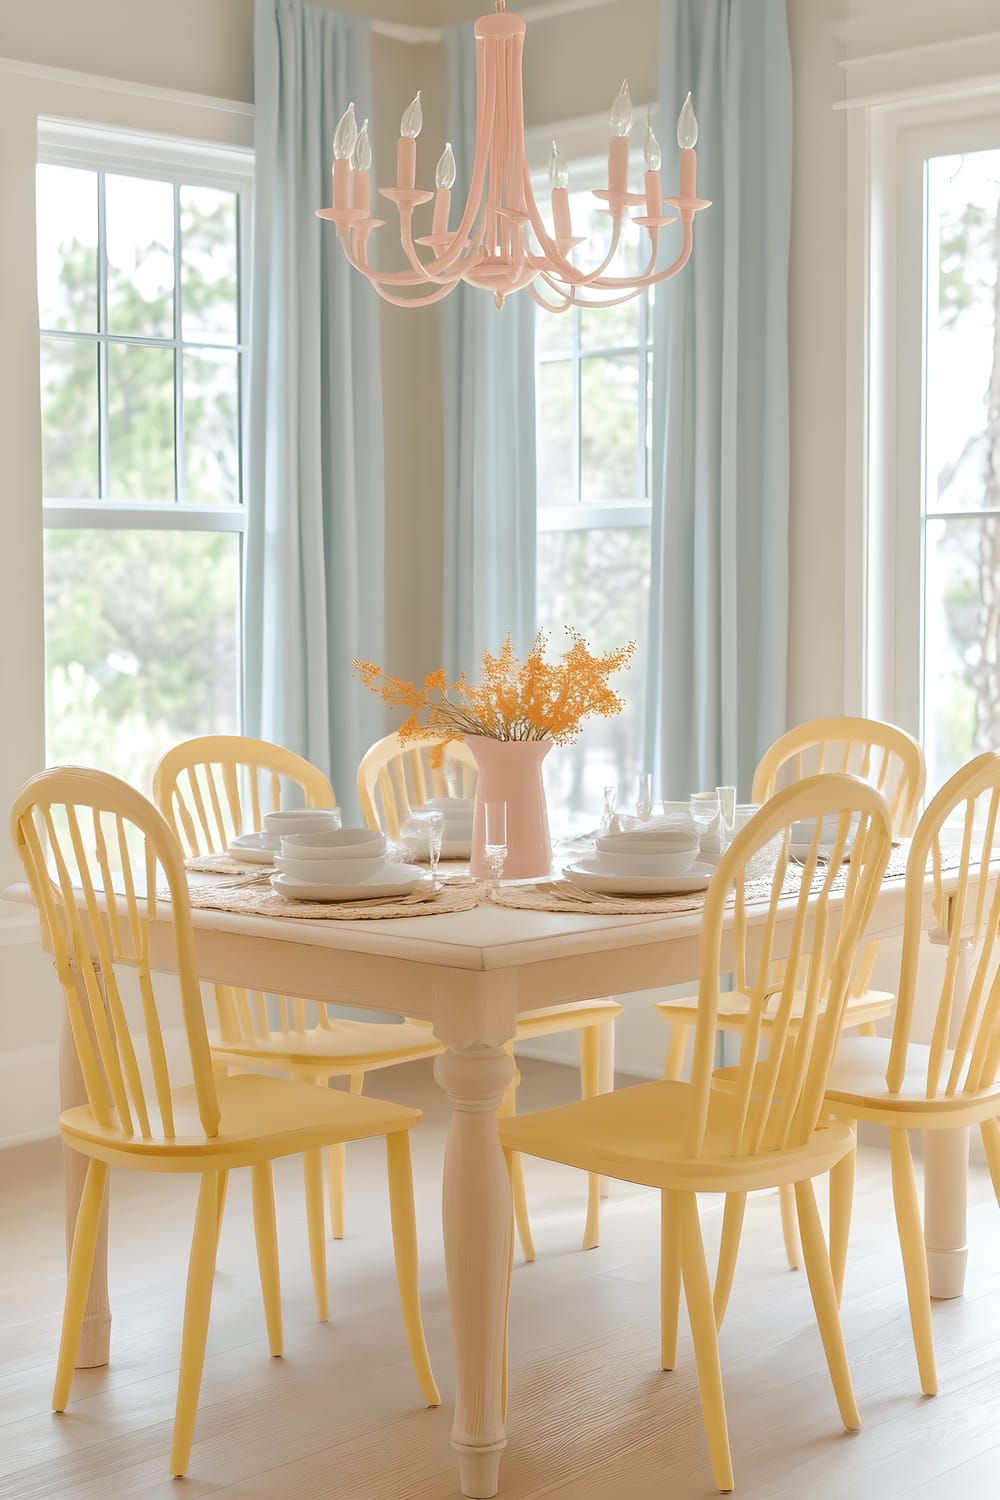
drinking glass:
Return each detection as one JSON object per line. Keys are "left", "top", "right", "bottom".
{"left": 422, "top": 810, "right": 444, "bottom": 878}
{"left": 689, "top": 791, "right": 720, "bottom": 839}
{"left": 716, "top": 785, "right": 736, "bottom": 844}
{"left": 635, "top": 772, "right": 653, "bottom": 823}
{"left": 484, "top": 800, "right": 508, "bottom": 889}
{"left": 600, "top": 785, "right": 618, "bottom": 835}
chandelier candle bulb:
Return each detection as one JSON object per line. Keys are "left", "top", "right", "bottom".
{"left": 352, "top": 119, "right": 372, "bottom": 214}
{"left": 432, "top": 142, "right": 456, "bottom": 235}
{"left": 332, "top": 102, "right": 357, "bottom": 210}
{"left": 677, "top": 93, "right": 699, "bottom": 200}
{"left": 397, "top": 91, "right": 422, "bottom": 190}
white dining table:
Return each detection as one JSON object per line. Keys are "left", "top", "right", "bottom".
{"left": 6, "top": 864, "right": 980, "bottom": 1500}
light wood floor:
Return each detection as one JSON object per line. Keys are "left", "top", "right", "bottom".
{"left": 2, "top": 1058, "right": 1000, "bottom": 1500}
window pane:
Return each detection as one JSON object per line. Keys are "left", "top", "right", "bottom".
{"left": 537, "top": 359, "right": 576, "bottom": 506}
{"left": 922, "top": 515, "right": 996, "bottom": 791}
{"left": 40, "top": 338, "right": 99, "bottom": 499}
{"left": 536, "top": 527, "right": 650, "bottom": 835}
{"left": 536, "top": 307, "right": 573, "bottom": 357}
{"left": 581, "top": 355, "right": 640, "bottom": 501}
{"left": 108, "top": 343, "right": 175, "bottom": 500}
{"left": 926, "top": 150, "right": 1000, "bottom": 514}
{"left": 36, "top": 164, "right": 98, "bottom": 333}
{"left": 180, "top": 185, "right": 239, "bottom": 345}
{"left": 44, "top": 529, "right": 241, "bottom": 788}
{"left": 579, "top": 296, "right": 639, "bottom": 352}
{"left": 183, "top": 348, "right": 240, "bottom": 503}
{"left": 106, "top": 174, "right": 174, "bottom": 338}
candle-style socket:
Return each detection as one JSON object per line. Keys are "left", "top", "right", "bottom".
{"left": 679, "top": 147, "right": 697, "bottom": 202}
{"left": 643, "top": 168, "right": 662, "bottom": 220}
{"left": 608, "top": 135, "right": 630, "bottom": 197}
{"left": 333, "top": 158, "right": 353, "bottom": 210}
{"left": 432, "top": 187, "right": 452, "bottom": 238}
{"left": 552, "top": 186, "right": 571, "bottom": 240}
{"left": 354, "top": 175, "right": 371, "bottom": 215}
{"left": 397, "top": 135, "right": 417, "bottom": 191}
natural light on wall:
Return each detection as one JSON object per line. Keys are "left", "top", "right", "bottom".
{"left": 535, "top": 170, "right": 653, "bottom": 835}
{"left": 35, "top": 138, "right": 248, "bottom": 792}
{"left": 922, "top": 147, "right": 1000, "bottom": 794}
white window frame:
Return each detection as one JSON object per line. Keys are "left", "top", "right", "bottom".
{"left": 527, "top": 113, "right": 655, "bottom": 539}
{"left": 841, "top": 40, "right": 1000, "bottom": 740}
{"left": 37, "top": 117, "right": 253, "bottom": 537}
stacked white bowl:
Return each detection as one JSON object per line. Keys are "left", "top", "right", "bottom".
{"left": 267, "top": 824, "right": 425, "bottom": 901}
{"left": 593, "top": 825, "right": 701, "bottom": 878}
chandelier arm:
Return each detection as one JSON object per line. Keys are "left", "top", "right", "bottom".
{"left": 345, "top": 233, "right": 463, "bottom": 306}
{"left": 528, "top": 282, "right": 574, "bottom": 312}
{"left": 515, "top": 156, "right": 630, "bottom": 288}
{"left": 582, "top": 219, "right": 693, "bottom": 290}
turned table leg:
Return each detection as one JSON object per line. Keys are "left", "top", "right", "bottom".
{"left": 597, "top": 1016, "right": 616, "bottom": 1198}
{"left": 434, "top": 1043, "right": 517, "bottom": 1500}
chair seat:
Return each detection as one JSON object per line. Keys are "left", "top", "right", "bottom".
{"left": 515, "top": 998, "right": 623, "bottom": 1039}
{"left": 210, "top": 1018, "right": 444, "bottom": 1072}
{"left": 499, "top": 1079, "right": 855, "bottom": 1194}
{"left": 60, "top": 1071, "right": 421, "bottom": 1170}
{"left": 655, "top": 988, "right": 895, "bottom": 1031}
{"left": 825, "top": 1035, "right": 1000, "bottom": 1126}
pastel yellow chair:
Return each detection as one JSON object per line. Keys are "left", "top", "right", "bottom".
{"left": 10, "top": 767, "right": 438, "bottom": 1478}
{"left": 153, "top": 735, "right": 443, "bottom": 1242}
{"left": 359, "top": 730, "right": 624, "bottom": 1257}
{"left": 656, "top": 716, "right": 925, "bottom": 1268}
{"left": 500, "top": 775, "right": 894, "bottom": 1492}
{"left": 823, "top": 749, "right": 1000, "bottom": 1397}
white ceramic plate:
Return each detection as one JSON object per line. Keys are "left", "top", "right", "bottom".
{"left": 228, "top": 832, "right": 279, "bottom": 864}
{"left": 563, "top": 860, "right": 714, "bottom": 896}
{"left": 269, "top": 864, "right": 427, "bottom": 903}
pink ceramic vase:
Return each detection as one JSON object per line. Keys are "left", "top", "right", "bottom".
{"left": 466, "top": 735, "right": 553, "bottom": 880}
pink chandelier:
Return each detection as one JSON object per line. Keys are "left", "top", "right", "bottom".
{"left": 316, "top": 0, "right": 710, "bottom": 311}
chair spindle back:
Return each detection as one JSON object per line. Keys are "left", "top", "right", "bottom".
{"left": 357, "top": 733, "right": 477, "bottom": 839}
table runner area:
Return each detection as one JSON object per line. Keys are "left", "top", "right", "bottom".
{"left": 489, "top": 842, "right": 919, "bottom": 917}
{"left": 185, "top": 877, "right": 484, "bottom": 921}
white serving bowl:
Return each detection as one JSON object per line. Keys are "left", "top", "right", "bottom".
{"left": 262, "top": 808, "right": 342, "bottom": 836}
{"left": 597, "top": 829, "right": 699, "bottom": 855}
{"left": 279, "top": 828, "right": 386, "bottom": 858}
{"left": 274, "top": 852, "right": 386, "bottom": 883}
{"left": 594, "top": 846, "right": 699, "bottom": 877}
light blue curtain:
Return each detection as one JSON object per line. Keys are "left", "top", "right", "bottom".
{"left": 246, "top": 0, "right": 385, "bottom": 821}
{"left": 645, "top": 0, "right": 791, "bottom": 800}
{"left": 440, "top": 23, "right": 537, "bottom": 675}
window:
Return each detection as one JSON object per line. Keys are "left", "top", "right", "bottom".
{"left": 35, "top": 123, "right": 251, "bottom": 790}
{"left": 878, "top": 110, "right": 1000, "bottom": 795}
{"left": 534, "top": 171, "right": 654, "bottom": 833}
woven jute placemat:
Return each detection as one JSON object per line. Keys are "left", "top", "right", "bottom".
{"left": 185, "top": 876, "right": 484, "bottom": 921}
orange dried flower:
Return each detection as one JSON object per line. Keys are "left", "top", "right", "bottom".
{"left": 353, "top": 631, "right": 635, "bottom": 758}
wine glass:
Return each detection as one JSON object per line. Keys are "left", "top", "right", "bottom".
{"left": 484, "top": 800, "right": 508, "bottom": 889}
{"left": 635, "top": 772, "right": 653, "bottom": 823}
{"left": 422, "top": 809, "right": 444, "bottom": 879}
{"left": 715, "top": 785, "right": 736, "bottom": 846}
{"left": 688, "top": 791, "right": 720, "bottom": 844}
{"left": 600, "top": 785, "right": 618, "bottom": 835}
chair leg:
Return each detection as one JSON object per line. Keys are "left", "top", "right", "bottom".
{"left": 326, "top": 1071, "right": 365, "bottom": 1241}
{"left": 793, "top": 1177, "right": 861, "bottom": 1431}
{"left": 500, "top": 1054, "right": 536, "bottom": 1263}
{"left": 779, "top": 1183, "right": 803, "bottom": 1270}
{"left": 713, "top": 1193, "right": 746, "bottom": 1331}
{"left": 170, "top": 1171, "right": 225, "bottom": 1477}
{"left": 889, "top": 1128, "right": 938, "bottom": 1396}
{"left": 660, "top": 1189, "right": 682, "bottom": 1372}
{"left": 215, "top": 1170, "right": 229, "bottom": 1255}
{"left": 662, "top": 1023, "right": 690, "bottom": 1082}
{"left": 52, "top": 1157, "right": 109, "bottom": 1412}
{"left": 676, "top": 1192, "right": 734, "bottom": 1493}
{"left": 579, "top": 1025, "right": 602, "bottom": 1250}
{"left": 385, "top": 1131, "right": 440, "bottom": 1407}
{"left": 979, "top": 1116, "right": 1000, "bottom": 1208}
{"left": 828, "top": 1147, "right": 856, "bottom": 1306}
{"left": 250, "top": 1163, "right": 283, "bottom": 1357}
{"left": 303, "top": 1149, "right": 329, "bottom": 1322}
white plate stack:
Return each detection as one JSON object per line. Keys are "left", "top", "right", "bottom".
{"left": 404, "top": 797, "right": 475, "bottom": 860}
{"left": 563, "top": 826, "right": 714, "bottom": 896}
{"left": 228, "top": 807, "right": 342, "bottom": 864}
{"left": 269, "top": 826, "right": 427, "bottom": 902}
